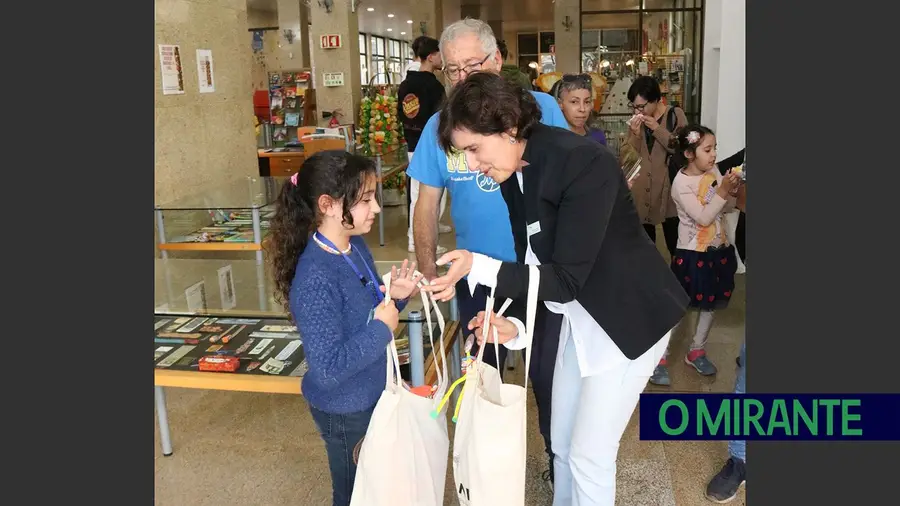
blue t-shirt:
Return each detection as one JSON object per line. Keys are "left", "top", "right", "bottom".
{"left": 406, "top": 91, "right": 568, "bottom": 261}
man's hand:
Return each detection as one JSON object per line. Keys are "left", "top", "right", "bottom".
{"left": 424, "top": 249, "right": 472, "bottom": 302}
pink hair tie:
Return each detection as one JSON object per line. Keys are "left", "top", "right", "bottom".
{"left": 290, "top": 172, "right": 299, "bottom": 186}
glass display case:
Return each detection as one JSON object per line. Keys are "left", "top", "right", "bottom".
{"left": 255, "top": 142, "right": 408, "bottom": 247}
{"left": 154, "top": 176, "right": 285, "bottom": 263}
{"left": 352, "top": 143, "right": 410, "bottom": 246}
{"left": 155, "top": 257, "right": 458, "bottom": 386}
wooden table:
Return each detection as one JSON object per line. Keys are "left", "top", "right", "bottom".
{"left": 257, "top": 149, "right": 306, "bottom": 177}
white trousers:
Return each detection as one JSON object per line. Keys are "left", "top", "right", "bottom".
{"left": 407, "top": 151, "right": 447, "bottom": 247}
{"left": 551, "top": 331, "right": 670, "bottom": 506}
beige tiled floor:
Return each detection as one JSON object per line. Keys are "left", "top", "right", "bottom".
{"left": 154, "top": 203, "right": 746, "bottom": 505}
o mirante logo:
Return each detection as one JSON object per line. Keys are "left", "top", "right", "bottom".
{"left": 639, "top": 394, "right": 900, "bottom": 441}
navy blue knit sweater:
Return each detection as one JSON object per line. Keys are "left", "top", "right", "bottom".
{"left": 290, "top": 235, "right": 407, "bottom": 414}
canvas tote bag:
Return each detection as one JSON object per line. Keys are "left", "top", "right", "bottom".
{"left": 452, "top": 265, "right": 540, "bottom": 506}
{"left": 350, "top": 276, "right": 451, "bottom": 506}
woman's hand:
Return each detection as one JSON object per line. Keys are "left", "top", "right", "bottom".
{"left": 468, "top": 311, "right": 519, "bottom": 345}
{"left": 641, "top": 114, "right": 660, "bottom": 131}
{"left": 627, "top": 179, "right": 635, "bottom": 190}
{"left": 628, "top": 115, "right": 643, "bottom": 135}
{"left": 374, "top": 299, "right": 399, "bottom": 332}
{"left": 381, "top": 259, "right": 423, "bottom": 301}
{"left": 423, "top": 249, "right": 473, "bottom": 302}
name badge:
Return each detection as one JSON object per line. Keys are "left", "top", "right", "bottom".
{"left": 527, "top": 221, "right": 542, "bottom": 237}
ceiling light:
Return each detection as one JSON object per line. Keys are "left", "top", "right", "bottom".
{"left": 387, "top": 28, "right": 393, "bottom": 32}
{"left": 407, "top": 20, "right": 413, "bottom": 24}
{"left": 400, "top": 32, "right": 406, "bottom": 35}
{"left": 367, "top": 7, "right": 374, "bottom": 12}
{"left": 388, "top": 14, "right": 395, "bottom": 18}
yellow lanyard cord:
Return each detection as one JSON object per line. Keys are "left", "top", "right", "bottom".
{"left": 431, "top": 353, "right": 474, "bottom": 423}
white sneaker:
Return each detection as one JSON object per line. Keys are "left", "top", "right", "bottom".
{"left": 438, "top": 224, "right": 452, "bottom": 234}
{"left": 408, "top": 244, "right": 447, "bottom": 255}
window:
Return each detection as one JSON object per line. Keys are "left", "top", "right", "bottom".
{"left": 359, "top": 33, "right": 369, "bottom": 85}
{"left": 518, "top": 32, "right": 556, "bottom": 75}
{"left": 401, "top": 41, "right": 413, "bottom": 69}
{"left": 387, "top": 39, "right": 402, "bottom": 84}
{"left": 370, "top": 35, "right": 387, "bottom": 84}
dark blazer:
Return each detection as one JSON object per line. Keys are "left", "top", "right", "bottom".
{"left": 496, "top": 123, "right": 689, "bottom": 360}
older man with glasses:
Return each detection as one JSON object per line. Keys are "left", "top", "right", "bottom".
{"left": 405, "top": 17, "right": 568, "bottom": 490}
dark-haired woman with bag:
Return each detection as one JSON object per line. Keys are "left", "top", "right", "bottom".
{"left": 424, "top": 72, "right": 688, "bottom": 506}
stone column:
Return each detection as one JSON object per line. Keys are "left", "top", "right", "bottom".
{"left": 410, "top": 0, "right": 442, "bottom": 38}
{"left": 309, "top": 0, "right": 361, "bottom": 127}
{"left": 554, "top": 0, "right": 581, "bottom": 74}
{"left": 487, "top": 21, "right": 503, "bottom": 39}
{"left": 275, "top": 0, "right": 310, "bottom": 69}
{"left": 459, "top": 3, "right": 480, "bottom": 20}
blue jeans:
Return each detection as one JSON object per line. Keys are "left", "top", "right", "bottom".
{"left": 728, "top": 341, "right": 746, "bottom": 462}
{"left": 309, "top": 403, "right": 376, "bottom": 506}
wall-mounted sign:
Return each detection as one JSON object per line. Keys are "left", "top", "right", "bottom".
{"left": 323, "top": 72, "right": 345, "bottom": 87}
{"left": 196, "top": 49, "right": 215, "bottom": 93}
{"left": 320, "top": 34, "right": 342, "bottom": 49}
{"left": 158, "top": 44, "right": 185, "bottom": 95}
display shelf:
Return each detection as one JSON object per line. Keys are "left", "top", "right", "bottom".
{"left": 155, "top": 257, "right": 456, "bottom": 388}
{"left": 154, "top": 257, "right": 461, "bottom": 457}
{"left": 155, "top": 257, "right": 452, "bottom": 325}
{"left": 268, "top": 70, "right": 312, "bottom": 147}
{"left": 154, "top": 176, "right": 286, "bottom": 262}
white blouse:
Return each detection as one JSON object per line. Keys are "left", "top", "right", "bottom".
{"left": 466, "top": 172, "right": 658, "bottom": 377}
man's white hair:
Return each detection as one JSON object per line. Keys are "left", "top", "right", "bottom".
{"left": 439, "top": 18, "right": 498, "bottom": 61}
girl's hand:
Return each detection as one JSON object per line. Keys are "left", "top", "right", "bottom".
{"left": 425, "top": 249, "right": 473, "bottom": 302}
{"left": 468, "top": 311, "right": 519, "bottom": 345}
{"left": 717, "top": 171, "right": 741, "bottom": 198}
{"left": 374, "top": 300, "right": 399, "bottom": 332}
{"left": 382, "top": 259, "right": 423, "bottom": 301}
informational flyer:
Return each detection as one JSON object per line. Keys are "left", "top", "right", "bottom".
{"left": 196, "top": 49, "right": 215, "bottom": 93}
{"left": 217, "top": 264, "right": 236, "bottom": 310}
{"left": 158, "top": 44, "right": 185, "bottom": 95}
{"left": 185, "top": 281, "right": 207, "bottom": 312}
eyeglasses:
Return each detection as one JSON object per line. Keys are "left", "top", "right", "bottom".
{"left": 443, "top": 53, "right": 492, "bottom": 80}
{"left": 627, "top": 101, "right": 650, "bottom": 111}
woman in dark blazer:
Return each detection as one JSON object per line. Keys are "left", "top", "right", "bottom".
{"left": 425, "top": 72, "right": 688, "bottom": 506}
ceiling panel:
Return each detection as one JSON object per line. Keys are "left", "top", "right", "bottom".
{"left": 357, "top": 0, "right": 419, "bottom": 41}
{"left": 245, "top": 0, "right": 419, "bottom": 40}
{"left": 244, "top": 0, "right": 668, "bottom": 40}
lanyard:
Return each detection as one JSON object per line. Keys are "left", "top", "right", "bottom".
{"left": 313, "top": 233, "right": 385, "bottom": 306}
